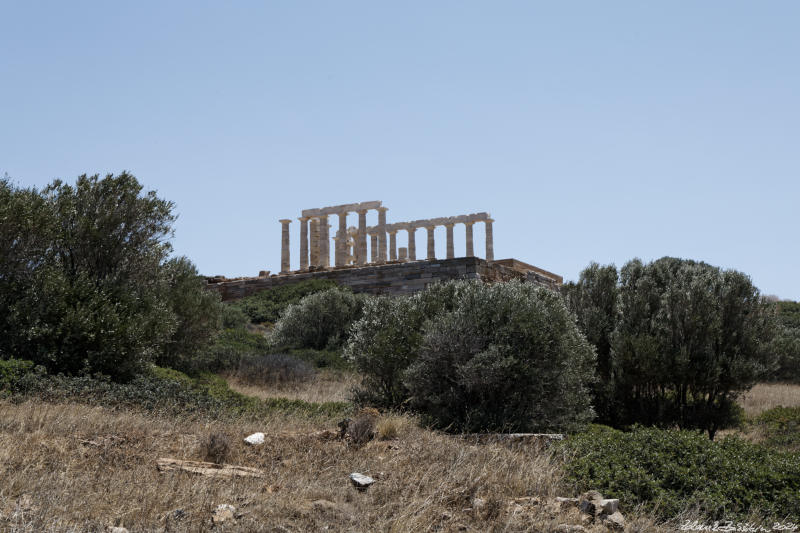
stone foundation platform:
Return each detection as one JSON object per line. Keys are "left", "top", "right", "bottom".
{"left": 207, "top": 257, "right": 561, "bottom": 301}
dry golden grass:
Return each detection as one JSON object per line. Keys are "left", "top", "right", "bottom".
{"left": 225, "top": 369, "right": 359, "bottom": 404}
{"left": 0, "top": 399, "right": 667, "bottom": 532}
{"left": 738, "top": 382, "right": 800, "bottom": 417}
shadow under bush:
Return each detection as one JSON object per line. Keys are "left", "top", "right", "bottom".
{"left": 233, "top": 353, "right": 315, "bottom": 387}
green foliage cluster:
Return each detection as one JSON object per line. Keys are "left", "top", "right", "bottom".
{"left": 770, "top": 300, "right": 800, "bottom": 382}
{"left": 1, "top": 358, "right": 348, "bottom": 420}
{"left": 346, "top": 280, "right": 597, "bottom": 433}
{"left": 559, "top": 425, "right": 800, "bottom": 521}
{"left": 269, "top": 287, "right": 370, "bottom": 351}
{"left": 0, "top": 173, "right": 223, "bottom": 380}
{"left": 563, "top": 257, "right": 775, "bottom": 438}
{"left": 228, "top": 280, "right": 339, "bottom": 325}
{"left": 752, "top": 406, "right": 800, "bottom": 451}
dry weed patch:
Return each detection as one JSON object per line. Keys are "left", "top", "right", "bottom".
{"left": 0, "top": 399, "right": 668, "bottom": 532}
{"left": 738, "top": 382, "right": 800, "bottom": 416}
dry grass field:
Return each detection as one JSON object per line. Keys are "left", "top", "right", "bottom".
{"left": 224, "top": 369, "right": 359, "bottom": 404}
{"left": 737, "top": 382, "right": 800, "bottom": 417}
{"left": 9, "top": 374, "right": 794, "bottom": 531}
{"left": 0, "top": 391, "right": 668, "bottom": 532}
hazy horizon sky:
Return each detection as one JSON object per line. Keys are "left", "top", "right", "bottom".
{"left": 2, "top": 2, "right": 799, "bottom": 299}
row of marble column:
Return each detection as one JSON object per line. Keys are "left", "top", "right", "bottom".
{"left": 279, "top": 213, "right": 494, "bottom": 274}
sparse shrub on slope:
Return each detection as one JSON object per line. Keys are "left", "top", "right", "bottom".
{"left": 228, "top": 279, "right": 339, "bottom": 325}
{"left": 234, "top": 353, "right": 315, "bottom": 387}
{"left": 752, "top": 405, "right": 800, "bottom": 451}
{"left": 559, "top": 425, "right": 800, "bottom": 521}
{"left": 405, "top": 281, "right": 596, "bottom": 433}
{"left": 270, "top": 288, "right": 370, "bottom": 351}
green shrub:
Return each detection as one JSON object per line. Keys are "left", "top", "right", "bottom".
{"left": 347, "top": 280, "right": 597, "bottom": 433}
{"left": 189, "top": 328, "right": 272, "bottom": 373}
{"left": 0, "top": 358, "right": 37, "bottom": 390}
{"left": 345, "top": 282, "right": 465, "bottom": 409}
{"left": 270, "top": 288, "right": 370, "bottom": 351}
{"left": 1, "top": 364, "right": 349, "bottom": 420}
{"left": 157, "top": 256, "right": 224, "bottom": 373}
{"left": 228, "top": 279, "right": 339, "bottom": 325}
{"left": 753, "top": 406, "right": 800, "bottom": 451}
{"left": 405, "top": 281, "right": 596, "bottom": 433}
{"left": 221, "top": 304, "right": 249, "bottom": 330}
{"left": 0, "top": 173, "right": 220, "bottom": 382}
{"left": 558, "top": 425, "right": 800, "bottom": 520}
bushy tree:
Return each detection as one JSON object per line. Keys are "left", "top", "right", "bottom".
{"left": 0, "top": 173, "right": 220, "bottom": 380}
{"left": 561, "top": 263, "right": 619, "bottom": 424}
{"left": 405, "top": 281, "right": 596, "bottom": 433}
{"left": 157, "top": 256, "right": 224, "bottom": 373}
{"left": 345, "top": 281, "right": 467, "bottom": 408}
{"left": 611, "top": 257, "right": 775, "bottom": 438}
{"left": 270, "top": 288, "right": 369, "bottom": 351}
{"left": 346, "top": 280, "right": 597, "bottom": 432}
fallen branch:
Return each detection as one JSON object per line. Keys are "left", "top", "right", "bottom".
{"left": 156, "top": 458, "right": 265, "bottom": 479}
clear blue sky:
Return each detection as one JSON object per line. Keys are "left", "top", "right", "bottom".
{"left": 2, "top": 2, "right": 799, "bottom": 299}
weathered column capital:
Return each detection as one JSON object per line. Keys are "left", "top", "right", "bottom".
{"left": 279, "top": 219, "right": 292, "bottom": 224}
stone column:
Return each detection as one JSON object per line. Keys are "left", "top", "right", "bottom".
{"left": 388, "top": 230, "right": 397, "bottom": 260}
{"left": 298, "top": 216, "right": 309, "bottom": 270}
{"left": 485, "top": 218, "right": 494, "bottom": 261}
{"left": 279, "top": 219, "right": 291, "bottom": 273}
{"left": 369, "top": 231, "right": 378, "bottom": 263}
{"left": 407, "top": 226, "right": 416, "bottom": 260}
{"left": 445, "top": 223, "right": 455, "bottom": 259}
{"left": 464, "top": 222, "right": 475, "bottom": 257}
{"left": 336, "top": 212, "right": 348, "bottom": 267}
{"left": 348, "top": 228, "right": 359, "bottom": 265}
{"left": 377, "top": 207, "right": 388, "bottom": 263}
{"left": 426, "top": 226, "right": 436, "bottom": 260}
{"left": 398, "top": 247, "right": 408, "bottom": 261}
{"left": 356, "top": 209, "right": 368, "bottom": 265}
{"left": 319, "top": 215, "right": 329, "bottom": 268}
{"left": 309, "top": 218, "right": 319, "bottom": 268}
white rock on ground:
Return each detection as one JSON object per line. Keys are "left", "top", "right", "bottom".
{"left": 243, "top": 432, "right": 265, "bottom": 445}
{"left": 349, "top": 472, "right": 375, "bottom": 489}
{"left": 212, "top": 504, "right": 236, "bottom": 524}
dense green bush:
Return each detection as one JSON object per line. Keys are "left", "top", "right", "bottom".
{"left": 0, "top": 173, "right": 221, "bottom": 381}
{"left": 347, "top": 280, "right": 597, "bottom": 432}
{"left": 228, "top": 279, "right": 339, "bottom": 325}
{"left": 405, "top": 281, "right": 596, "bottom": 433}
{"left": 157, "top": 256, "right": 224, "bottom": 372}
{"left": 270, "top": 288, "right": 370, "bottom": 351}
{"left": 753, "top": 406, "right": 800, "bottom": 451}
{"left": 564, "top": 257, "right": 776, "bottom": 438}
{"left": 559, "top": 425, "right": 800, "bottom": 520}
{"left": 345, "top": 282, "right": 465, "bottom": 409}
{"left": 221, "top": 304, "right": 250, "bottom": 330}
{"left": 561, "top": 263, "right": 619, "bottom": 425}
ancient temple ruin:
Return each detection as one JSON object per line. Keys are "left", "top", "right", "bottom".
{"left": 278, "top": 200, "right": 495, "bottom": 273}
{"left": 207, "top": 200, "right": 561, "bottom": 300}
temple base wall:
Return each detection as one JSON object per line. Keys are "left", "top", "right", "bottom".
{"left": 206, "top": 257, "right": 560, "bottom": 301}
